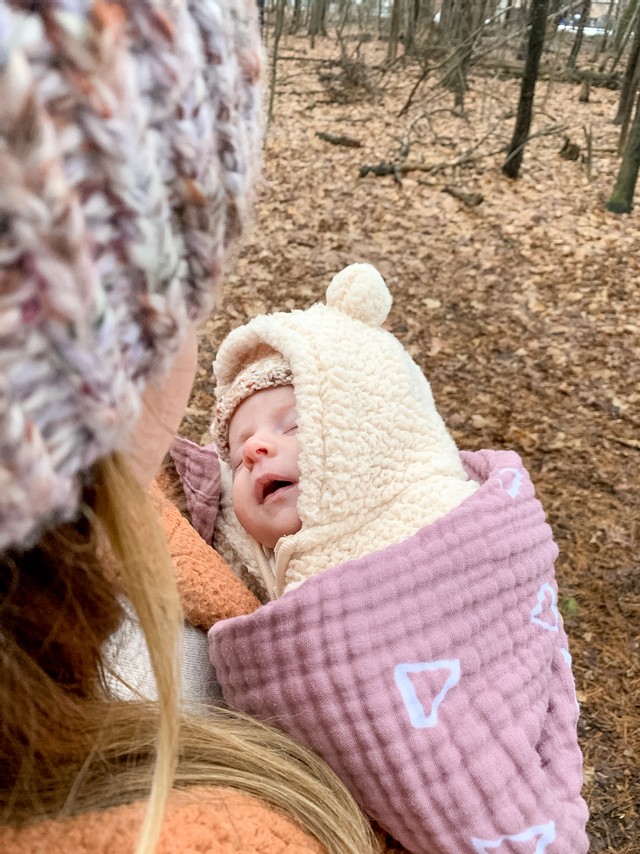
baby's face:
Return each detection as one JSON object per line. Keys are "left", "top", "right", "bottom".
{"left": 228, "top": 385, "right": 301, "bottom": 548}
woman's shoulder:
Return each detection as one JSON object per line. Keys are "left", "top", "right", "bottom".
{"left": 0, "top": 787, "right": 322, "bottom": 853}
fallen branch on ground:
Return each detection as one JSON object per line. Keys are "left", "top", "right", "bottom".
{"left": 361, "top": 123, "right": 566, "bottom": 180}
{"left": 443, "top": 185, "right": 484, "bottom": 206}
{"left": 316, "top": 131, "right": 362, "bottom": 148}
{"left": 476, "top": 62, "right": 621, "bottom": 89}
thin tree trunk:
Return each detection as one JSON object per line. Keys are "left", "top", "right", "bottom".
{"left": 614, "top": 16, "right": 640, "bottom": 125}
{"left": 608, "top": 90, "right": 640, "bottom": 212}
{"left": 439, "top": 0, "right": 456, "bottom": 43}
{"left": 503, "top": 0, "right": 551, "bottom": 178}
{"left": 617, "top": 68, "right": 640, "bottom": 151}
{"left": 594, "top": 0, "right": 616, "bottom": 58}
{"left": 603, "top": 1, "right": 638, "bottom": 74}
{"left": 337, "top": 0, "right": 351, "bottom": 36}
{"left": 566, "top": 0, "right": 591, "bottom": 68}
{"left": 290, "top": 0, "right": 302, "bottom": 34}
{"left": 405, "top": 0, "right": 418, "bottom": 55}
{"left": 440, "top": 0, "right": 475, "bottom": 111}
{"left": 268, "top": 0, "right": 285, "bottom": 122}
{"left": 387, "top": 0, "right": 401, "bottom": 62}
{"left": 613, "top": 0, "right": 638, "bottom": 54}
{"left": 309, "top": 0, "right": 328, "bottom": 47}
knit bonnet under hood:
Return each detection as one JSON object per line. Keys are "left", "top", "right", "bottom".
{"left": 212, "top": 263, "right": 478, "bottom": 598}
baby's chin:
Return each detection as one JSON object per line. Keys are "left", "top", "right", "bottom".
{"left": 270, "top": 513, "right": 302, "bottom": 546}
{"left": 277, "top": 517, "right": 302, "bottom": 540}
{"left": 258, "top": 494, "right": 301, "bottom": 549}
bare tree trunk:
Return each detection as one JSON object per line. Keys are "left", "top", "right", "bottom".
{"left": 309, "top": 0, "right": 328, "bottom": 48}
{"left": 439, "top": 0, "right": 475, "bottom": 111}
{"left": 614, "top": 16, "right": 640, "bottom": 126}
{"left": 268, "top": 0, "right": 286, "bottom": 122}
{"left": 387, "top": 0, "right": 401, "bottom": 62}
{"left": 337, "top": 0, "right": 352, "bottom": 36}
{"left": 608, "top": 90, "right": 640, "bottom": 212}
{"left": 405, "top": 0, "right": 419, "bottom": 55}
{"left": 503, "top": 0, "right": 551, "bottom": 178}
{"left": 566, "top": 0, "right": 591, "bottom": 68}
{"left": 290, "top": 0, "right": 302, "bottom": 34}
{"left": 603, "top": 1, "right": 638, "bottom": 74}
{"left": 618, "top": 70, "right": 640, "bottom": 151}
{"left": 613, "top": 0, "right": 638, "bottom": 55}
{"left": 417, "top": 0, "right": 434, "bottom": 32}
{"left": 594, "top": 0, "right": 616, "bottom": 58}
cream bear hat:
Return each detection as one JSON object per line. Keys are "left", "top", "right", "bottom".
{"left": 213, "top": 263, "right": 478, "bottom": 598}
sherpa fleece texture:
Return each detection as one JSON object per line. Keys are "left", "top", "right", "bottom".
{"left": 212, "top": 264, "right": 479, "bottom": 598}
{"left": 210, "top": 449, "right": 589, "bottom": 854}
{"left": 0, "top": 787, "right": 321, "bottom": 853}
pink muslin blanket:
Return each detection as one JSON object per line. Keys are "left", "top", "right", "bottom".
{"left": 209, "top": 449, "right": 589, "bottom": 853}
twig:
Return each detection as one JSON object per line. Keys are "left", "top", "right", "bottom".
{"left": 583, "top": 124, "right": 593, "bottom": 181}
{"left": 503, "top": 123, "right": 568, "bottom": 167}
{"left": 605, "top": 435, "right": 640, "bottom": 451}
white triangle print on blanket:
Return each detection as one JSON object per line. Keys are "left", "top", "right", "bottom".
{"left": 394, "top": 660, "right": 461, "bottom": 729}
{"left": 530, "top": 582, "right": 559, "bottom": 632}
{"left": 472, "top": 820, "right": 556, "bottom": 853}
{"left": 495, "top": 466, "right": 523, "bottom": 498}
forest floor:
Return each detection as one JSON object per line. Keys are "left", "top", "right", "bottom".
{"left": 183, "top": 32, "right": 640, "bottom": 853}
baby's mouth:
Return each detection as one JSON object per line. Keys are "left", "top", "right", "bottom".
{"left": 256, "top": 475, "right": 297, "bottom": 503}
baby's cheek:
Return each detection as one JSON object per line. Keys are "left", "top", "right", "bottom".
{"left": 231, "top": 473, "right": 244, "bottom": 513}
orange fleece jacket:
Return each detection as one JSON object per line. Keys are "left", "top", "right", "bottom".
{"left": 148, "top": 480, "right": 260, "bottom": 628}
{"left": 0, "top": 787, "right": 322, "bottom": 853}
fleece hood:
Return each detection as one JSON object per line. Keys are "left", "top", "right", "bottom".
{"left": 212, "top": 263, "right": 478, "bottom": 597}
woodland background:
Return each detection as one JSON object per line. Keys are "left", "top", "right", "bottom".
{"left": 182, "top": 3, "right": 639, "bottom": 851}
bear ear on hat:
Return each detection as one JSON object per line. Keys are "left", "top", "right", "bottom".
{"left": 326, "top": 263, "right": 392, "bottom": 327}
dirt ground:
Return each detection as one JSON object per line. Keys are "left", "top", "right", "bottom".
{"left": 181, "top": 34, "right": 640, "bottom": 853}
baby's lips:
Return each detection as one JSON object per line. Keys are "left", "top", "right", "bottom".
{"left": 254, "top": 473, "right": 297, "bottom": 503}
{"left": 254, "top": 472, "right": 281, "bottom": 503}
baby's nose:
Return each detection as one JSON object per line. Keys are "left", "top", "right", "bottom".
{"left": 243, "top": 432, "right": 274, "bottom": 463}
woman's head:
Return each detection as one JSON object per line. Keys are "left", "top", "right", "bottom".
{"left": 0, "top": 11, "right": 376, "bottom": 852}
{"left": 0, "top": 0, "right": 263, "bottom": 552}
{"left": 0, "top": 1, "right": 263, "bottom": 845}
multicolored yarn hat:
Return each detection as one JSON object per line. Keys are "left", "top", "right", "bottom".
{"left": 213, "top": 353, "right": 293, "bottom": 462}
{"left": 0, "top": 0, "right": 263, "bottom": 552}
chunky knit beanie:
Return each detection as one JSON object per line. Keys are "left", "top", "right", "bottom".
{"left": 0, "top": 0, "right": 263, "bottom": 552}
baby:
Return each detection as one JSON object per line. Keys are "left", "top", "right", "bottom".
{"left": 211, "top": 264, "right": 478, "bottom": 600}
{"left": 206, "top": 264, "right": 588, "bottom": 854}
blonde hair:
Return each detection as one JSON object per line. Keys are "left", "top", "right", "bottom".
{"left": 0, "top": 452, "right": 376, "bottom": 853}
